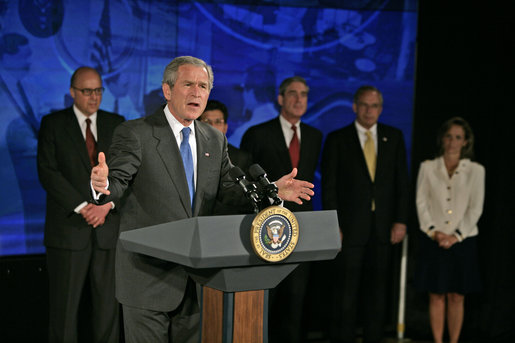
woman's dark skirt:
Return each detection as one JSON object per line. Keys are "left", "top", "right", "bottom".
{"left": 414, "top": 234, "right": 481, "bottom": 294}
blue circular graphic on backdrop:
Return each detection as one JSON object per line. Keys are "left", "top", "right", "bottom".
{"left": 19, "top": 0, "right": 64, "bottom": 38}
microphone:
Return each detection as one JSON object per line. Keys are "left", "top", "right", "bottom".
{"left": 248, "top": 164, "right": 282, "bottom": 206}
{"left": 228, "top": 166, "right": 262, "bottom": 206}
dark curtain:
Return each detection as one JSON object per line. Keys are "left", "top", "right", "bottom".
{"left": 408, "top": 1, "right": 515, "bottom": 342}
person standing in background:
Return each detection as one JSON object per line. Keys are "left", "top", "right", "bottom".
{"left": 241, "top": 76, "right": 322, "bottom": 342}
{"left": 199, "top": 99, "right": 254, "bottom": 215}
{"left": 322, "top": 85, "right": 409, "bottom": 343}
{"left": 415, "top": 117, "right": 484, "bottom": 343}
{"left": 37, "top": 66, "right": 124, "bottom": 342}
{"left": 200, "top": 99, "right": 252, "bottom": 173}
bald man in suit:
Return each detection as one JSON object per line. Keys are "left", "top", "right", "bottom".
{"left": 37, "top": 67, "right": 124, "bottom": 342}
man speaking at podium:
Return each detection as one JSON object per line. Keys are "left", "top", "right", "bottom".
{"left": 90, "top": 56, "right": 314, "bottom": 343}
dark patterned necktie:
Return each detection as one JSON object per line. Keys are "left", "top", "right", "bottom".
{"left": 85, "top": 118, "right": 97, "bottom": 166}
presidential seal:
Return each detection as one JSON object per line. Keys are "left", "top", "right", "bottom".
{"left": 251, "top": 206, "right": 299, "bottom": 262}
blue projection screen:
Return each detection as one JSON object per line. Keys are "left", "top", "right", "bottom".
{"left": 0, "top": 0, "right": 417, "bottom": 256}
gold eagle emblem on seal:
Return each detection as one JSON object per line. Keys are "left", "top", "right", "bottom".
{"left": 251, "top": 206, "right": 299, "bottom": 262}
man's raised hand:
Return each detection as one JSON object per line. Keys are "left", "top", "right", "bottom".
{"left": 91, "top": 152, "right": 110, "bottom": 195}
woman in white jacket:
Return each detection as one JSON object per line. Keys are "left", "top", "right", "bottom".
{"left": 415, "top": 117, "right": 484, "bottom": 343}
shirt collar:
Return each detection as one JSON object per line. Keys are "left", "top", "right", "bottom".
{"left": 164, "top": 104, "right": 195, "bottom": 138}
{"left": 73, "top": 104, "right": 97, "bottom": 124}
{"left": 354, "top": 120, "right": 377, "bottom": 136}
{"left": 279, "top": 114, "right": 300, "bottom": 130}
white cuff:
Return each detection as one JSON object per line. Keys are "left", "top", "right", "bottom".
{"left": 90, "top": 179, "right": 109, "bottom": 200}
{"left": 74, "top": 201, "right": 89, "bottom": 214}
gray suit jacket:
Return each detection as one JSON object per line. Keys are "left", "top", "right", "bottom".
{"left": 102, "top": 108, "right": 239, "bottom": 312}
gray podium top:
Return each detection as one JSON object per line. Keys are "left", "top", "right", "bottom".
{"left": 119, "top": 210, "right": 340, "bottom": 291}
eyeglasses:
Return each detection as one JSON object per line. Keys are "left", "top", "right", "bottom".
{"left": 201, "top": 118, "right": 225, "bottom": 125}
{"left": 72, "top": 87, "right": 105, "bottom": 96}
{"left": 356, "top": 101, "right": 381, "bottom": 109}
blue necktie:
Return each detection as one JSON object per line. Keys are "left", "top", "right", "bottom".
{"left": 180, "top": 127, "right": 195, "bottom": 209}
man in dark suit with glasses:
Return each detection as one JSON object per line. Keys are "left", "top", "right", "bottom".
{"left": 37, "top": 66, "right": 124, "bottom": 342}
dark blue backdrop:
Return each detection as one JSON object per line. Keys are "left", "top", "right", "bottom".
{"left": 0, "top": 0, "right": 417, "bottom": 256}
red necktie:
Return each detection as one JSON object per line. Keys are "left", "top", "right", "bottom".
{"left": 85, "top": 118, "right": 97, "bottom": 166}
{"left": 289, "top": 125, "right": 300, "bottom": 169}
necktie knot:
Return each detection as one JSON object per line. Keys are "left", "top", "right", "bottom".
{"left": 182, "top": 127, "right": 191, "bottom": 140}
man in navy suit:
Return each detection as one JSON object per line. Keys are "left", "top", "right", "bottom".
{"left": 241, "top": 76, "right": 323, "bottom": 342}
{"left": 89, "top": 56, "right": 316, "bottom": 343}
{"left": 37, "top": 67, "right": 124, "bottom": 342}
{"left": 322, "top": 85, "right": 409, "bottom": 343}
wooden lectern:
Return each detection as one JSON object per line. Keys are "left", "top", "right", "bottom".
{"left": 119, "top": 210, "right": 340, "bottom": 343}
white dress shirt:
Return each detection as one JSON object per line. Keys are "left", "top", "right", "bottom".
{"left": 164, "top": 105, "right": 198, "bottom": 187}
{"left": 279, "top": 114, "right": 301, "bottom": 148}
{"left": 73, "top": 105, "right": 98, "bottom": 140}
{"left": 416, "top": 157, "right": 485, "bottom": 241}
{"left": 354, "top": 120, "right": 378, "bottom": 152}
{"left": 279, "top": 115, "right": 300, "bottom": 149}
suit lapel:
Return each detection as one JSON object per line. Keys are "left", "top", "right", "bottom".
{"left": 64, "top": 108, "right": 92, "bottom": 172}
{"left": 96, "top": 110, "right": 111, "bottom": 153}
{"left": 193, "top": 124, "right": 215, "bottom": 216}
{"left": 271, "top": 118, "right": 292, "bottom": 170}
{"left": 350, "top": 125, "right": 372, "bottom": 182}
{"left": 376, "top": 124, "right": 387, "bottom": 181}
{"left": 298, "top": 123, "right": 314, "bottom": 172}
{"left": 151, "top": 111, "right": 192, "bottom": 216}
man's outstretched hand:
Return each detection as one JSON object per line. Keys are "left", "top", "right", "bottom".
{"left": 275, "top": 168, "right": 315, "bottom": 205}
{"left": 91, "top": 152, "right": 110, "bottom": 195}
